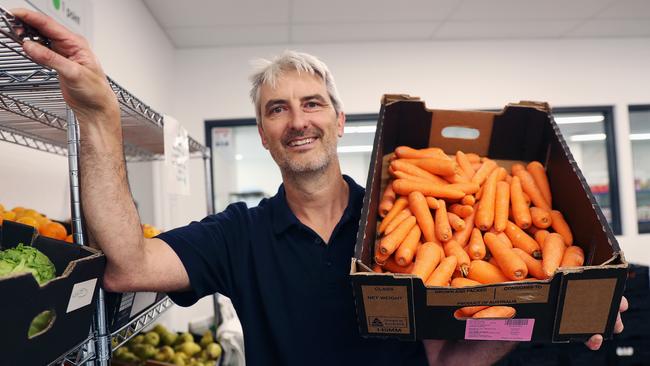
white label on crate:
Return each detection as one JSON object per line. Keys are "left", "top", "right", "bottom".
{"left": 66, "top": 278, "right": 98, "bottom": 313}
{"left": 129, "top": 292, "right": 158, "bottom": 317}
{"left": 465, "top": 318, "right": 535, "bottom": 341}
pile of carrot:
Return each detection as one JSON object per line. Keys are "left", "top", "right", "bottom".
{"left": 372, "top": 146, "right": 586, "bottom": 319}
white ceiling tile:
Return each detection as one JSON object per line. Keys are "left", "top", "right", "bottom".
{"left": 292, "top": 0, "right": 458, "bottom": 23}
{"left": 595, "top": 0, "right": 650, "bottom": 19}
{"left": 434, "top": 20, "right": 579, "bottom": 39}
{"left": 143, "top": 0, "right": 290, "bottom": 27}
{"left": 291, "top": 22, "right": 439, "bottom": 43}
{"left": 568, "top": 19, "right": 650, "bottom": 37}
{"left": 450, "top": 0, "right": 614, "bottom": 20}
{"left": 167, "top": 25, "right": 289, "bottom": 48}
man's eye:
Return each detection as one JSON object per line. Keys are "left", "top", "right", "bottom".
{"left": 270, "top": 106, "right": 284, "bottom": 114}
{"left": 305, "top": 101, "right": 319, "bottom": 109}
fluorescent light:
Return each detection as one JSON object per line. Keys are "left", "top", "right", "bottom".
{"left": 344, "top": 125, "right": 376, "bottom": 134}
{"left": 630, "top": 133, "right": 650, "bottom": 141}
{"left": 570, "top": 133, "right": 606, "bottom": 142}
{"left": 235, "top": 154, "right": 243, "bottom": 160}
{"left": 337, "top": 145, "right": 373, "bottom": 153}
{"left": 555, "top": 115, "right": 604, "bottom": 124}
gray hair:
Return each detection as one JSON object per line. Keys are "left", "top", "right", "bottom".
{"left": 249, "top": 50, "right": 343, "bottom": 124}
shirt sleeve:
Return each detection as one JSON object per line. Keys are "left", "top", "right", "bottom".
{"left": 156, "top": 202, "right": 249, "bottom": 306}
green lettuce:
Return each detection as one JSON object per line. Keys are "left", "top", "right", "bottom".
{"left": 0, "top": 244, "right": 56, "bottom": 285}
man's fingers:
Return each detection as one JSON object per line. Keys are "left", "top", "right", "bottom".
{"left": 23, "top": 40, "right": 78, "bottom": 79}
{"left": 10, "top": 8, "right": 77, "bottom": 45}
{"left": 620, "top": 296, "right": 629, "bottom": 313}
{"left": 585, "top": 334, "right": 603, "bottom": 351}
{"left": 614, "top": 312, "right": 624, "bottom": 334}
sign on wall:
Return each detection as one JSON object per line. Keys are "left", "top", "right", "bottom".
{"left": 26, "top": 0, "right": 92, "bottom": 41}
{"left": 164, "top": 115, "right": 190, "bottom": 196}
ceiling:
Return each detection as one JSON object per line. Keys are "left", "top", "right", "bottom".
{"left": 143, "top": 0, "right": 650, "bottom": 48}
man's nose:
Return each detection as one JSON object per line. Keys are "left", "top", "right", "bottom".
{"left": 289, "top": 108, "right": 309, "bottom": 130}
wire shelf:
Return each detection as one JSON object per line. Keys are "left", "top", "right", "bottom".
{"left": 0, "top": 14, "right": 208, "bottom": 160}
{"left": 111, "top": 296, "right": 174, "bottom": 351}
{"left": 47, "top": 336, "right": 95, "bottom": 366}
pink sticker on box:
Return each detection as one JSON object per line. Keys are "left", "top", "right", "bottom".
{"left": 465, "top": 318, "right": 535, "bottom": 341}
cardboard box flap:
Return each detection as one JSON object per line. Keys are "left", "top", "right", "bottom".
{"left": 381, "top": 94, "right": 421, "bottom": 105}
{"left": 0, "top": 220, "right": 38, "bottom": 250}
{"left": 429, "top": 109, "right": 494, "bottom": 156}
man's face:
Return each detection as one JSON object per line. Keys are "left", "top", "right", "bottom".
{"left": 257, "top": 70, "right": 345, "bottom": 175}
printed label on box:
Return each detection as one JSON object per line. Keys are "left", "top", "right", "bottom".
{"left": 66, "top": 278, "right": 98, "bottom": 313}
{"left": 362, "top": 285, "right": 410, "bottom": 334}
{"left": 465, "top": 318, "right": 535, "bottom": 341}
{"left": 427, "top": 283, "right": 550, "bottom": 306}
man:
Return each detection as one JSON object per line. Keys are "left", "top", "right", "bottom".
{"left": 12, "top": 8, "right": 626, "bottom": 366}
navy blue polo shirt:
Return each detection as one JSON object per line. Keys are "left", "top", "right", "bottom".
{"left": 158, "top": 175, "right": 427, "bottom": 366}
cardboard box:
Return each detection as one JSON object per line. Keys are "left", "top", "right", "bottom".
{"left": 106, "top": 291, "right": 167, "bottom": 332}
{"left": 0, "top": 220, "right": 105, "bottom": 366}
{"left": 350, "top": 95, "right": 628, "bottom": 342}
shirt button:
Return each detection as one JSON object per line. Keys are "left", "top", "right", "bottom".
{"left": 326, "top": 261, "right": 332, "bottom": 267}
{"left": 314, "top": 238, "right": 322, "bottom": 245}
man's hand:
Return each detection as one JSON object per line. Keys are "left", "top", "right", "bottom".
{"left": 585, "top": 295, "right": 628, "bottom": 351}
{"left": 11, "top": 8, "right": 119, "bottom": 123}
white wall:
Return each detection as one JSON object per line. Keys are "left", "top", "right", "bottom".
{"left": 172, "top": 38, "right": 650, "bottom": 266}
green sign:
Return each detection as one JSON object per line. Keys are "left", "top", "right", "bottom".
{"left": 52, "top": 0, "right": 60, "bottom": 10}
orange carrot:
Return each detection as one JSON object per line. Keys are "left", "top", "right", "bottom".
{"left": 471, "top": 159, "right": 498, "bottom": 186}
{"left": 505, "top": 174, "right": 513, "bottom": 184}
{"left": 494, "top": 181, "right": 510, "bottom": 232}
{"left": 380, "top": 216, "right": 417, "bottom": 255}
{"left": 522, "top": 191, "right": 531, "bottom": 206}
{"left": 467, "top": 228, "right": 486, "bottom": 260}
{"left": 550, "top": 210, "right": 573, "bottom": 246}
{"left": 496, "top": 167, "right": 508, "bottom": 182}
{"left": 374, "top": 240, "right": 390, "bottom": 265}
{"left": 443, "top": 239, "right": 471, "bottom": 276}
{"left": 526, "top": 224, "right": 540, "bottom": 236}
{"left": 534, "top": 230, "right": 549, "bottom": 248}
{"left": 484, "top": 232, "right": 528, "bottom": 280}
{"left": 472, "top": 306, "right": 516, "bottom": 319}
{"left": 449, "top": 204, "right": 474, "bottom": 219}
{"left": 412, "top": 242, "right": 442, "bottom": 280}
{"left": 395, "top": 146, "right": 443, "bottom": 159}
{"left": 496, "top": 231, "right": 513, "bottom": 248}
{"left": 395, "top": 225, "right": 422, "bottom": 266}
{"left": 466, "top": 153, "right": 481, "bottom": 163}
{"left": 379, "top": 183, "right": 396, "bottom": 218}
{"left": 409, "top": 191, "right": 436, "bottom": 243}
{"left": 413, "top": 157, "right": 459, "bottom": 176}
{"left": 458, "top": 306, "right": 491, "bottom": 317}
{"left": 511, "top": 163, "right": 525, "bottom": 175}
{"left": 435, "top": 199, "right": 453, "bottom": 242}
{"left": 530, "top": 207, "right": 552, "bottom": 229}
{"left": 391, "top": 159, "right": 443, "bottom": 183}
{"left": 451, "top": 277, "right": 483, "bottom": 287}
{"left": 448, "top": 212, "right": 466, "bottom": 232}
{"left": 560, "top": 245, "right": 585, "bottom": 267}
{"left": 512, "top": 247, "right": 548, "bottom": 280}
{"left": 527, "top": 161, "right": 552, "bottom": 208}
{"left": 382, "top": 255, "right": 416, "bottom": 273}
{"left": 425, "top": 196, "right": 440, "bottom": 210}
{"left": 515, "top": 169, "right": 551, "bottom": 211}
{"left": 467, "top": 260, "right": 509, "bottom": 284}
{"left": 542, "top": 233, "right": 566, "bottom": 277}
{"left": 384, "top": 208, "right": 412, "bottom": 235}
{"left": 425, "top": 256, "right": 458, "bottom": 286}
{"left": 471, "top": 162, "right": 482, "bottom": 171}
{"left": 504, "top": 221, "right": 542, "bottom": 259}
{"left": 444, "top": 173, "right": 471, "bottom": 185}
{"left": 392, "top": 179, "right": 465, "bottom": 200}
{"left": 452, "top": 206, "right": 477, "bottom": 247}
{"left": 447, "top": 182, "right": 481, "bottom": 195}
{"left": 462, "top": 195, "right": 476, "bottom": 206}
{"left": 392, "top": 170, "right": 434, "bottom": 185}
{"left": 378, "top": 197, "right": 408, "bottom": 234}
{"left": 456, "top": 151, "right": 475, "bottom": 180}
{"left": 372, "top": 264, "right": 383, "bottom": 273}
{"left": 475, "top": 169, "right": 499, "bottom": 231}
{"left": 510, "top": 176, "right": 532, "bottom": 229}
{"left": 476, "top": 185, "right": 484, "bottom": 200}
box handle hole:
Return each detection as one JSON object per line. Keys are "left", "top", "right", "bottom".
{"left": 441, "top": 126, "right": 480, "bottom": 140}
{"left": 28, "top": 309, "right": 55, "bottom": 338}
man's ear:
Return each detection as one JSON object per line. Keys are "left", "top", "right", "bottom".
{"left": 258, "top": 123, "right": 269, "bottom": 150}
{"left": 337, "top": 111, "right": 346, "bottom": 137}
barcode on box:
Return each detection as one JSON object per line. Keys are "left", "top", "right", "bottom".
{"left": 505, "top": 319, "right": 530, "bottom": 326}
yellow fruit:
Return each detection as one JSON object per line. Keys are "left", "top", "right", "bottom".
{"left": 0, "top": 203, "right": 5, "bottom": 212}
{"left": 1, "top": 210, "right": 16, "bottom": 223}
{"left": 65, "top": 234, "right": 74, "bottom": 243}
{"left": 12, "top": 206, "right": 25, "bottom": 214}
{"left": 40, "top": 222, "right": 67, "bottom": 240}
{"left": 16, "top": 216, "right": 39, "bottom": 228}
{"left": 143, "top": 224, "right": 161, "bottom": 238}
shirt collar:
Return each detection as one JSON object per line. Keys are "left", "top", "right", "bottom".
{"left": 270, "top": 175, "right": 365, "bottom": 235}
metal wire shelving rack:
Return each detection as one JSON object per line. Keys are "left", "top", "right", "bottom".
{"left": 0, "top": 8, "right": 215, "bottom": 366}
